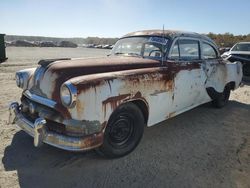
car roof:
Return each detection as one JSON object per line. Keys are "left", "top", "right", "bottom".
{"left": 122, "top": 29, "right": 216, "bottom": 45}
{"left": 236, "top": 42, "right": 250, "bottom": 44}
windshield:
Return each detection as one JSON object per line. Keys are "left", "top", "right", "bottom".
{"left": 231, "top": 43, "right": 250, "bottom": 51}
{"left": 111, "top": 36, "right": 169, "bottom": 60}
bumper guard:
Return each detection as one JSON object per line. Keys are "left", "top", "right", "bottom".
{"left": 8, "top": 102, "right": 103, "bottom": 151}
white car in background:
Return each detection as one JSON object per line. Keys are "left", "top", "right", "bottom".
{"left": 222, "top": 42, "right": 250, "bottom": 76}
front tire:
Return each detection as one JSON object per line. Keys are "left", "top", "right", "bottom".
{"left": 212, "top": 86, "right": 231, "bottom": 108}
{"left": 98, "top": 103, "right": 144, "bottom": 158}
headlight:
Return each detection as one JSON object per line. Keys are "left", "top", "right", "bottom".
{"left": 60, "top": 83, "right": 77, "bottom": 108}
{"left": 15, "top": 73, "right": 24, "bottom": 88}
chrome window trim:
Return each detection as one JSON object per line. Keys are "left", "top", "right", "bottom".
{"left": 23, "top": 90, "right": 56, "bottom": 108}
{"left": 168, "top": 37, "right": 202, "bottom": 61}
{"left": 200, "top": 40, "right": 219, "bottom": 60}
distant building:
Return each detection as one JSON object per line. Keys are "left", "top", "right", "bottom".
{"left": 0, "top": 34, "right": 8, "bottom": 63}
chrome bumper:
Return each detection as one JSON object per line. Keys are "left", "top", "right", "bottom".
{"left": 9, "top": 102, "right": 104, "bottom": 151}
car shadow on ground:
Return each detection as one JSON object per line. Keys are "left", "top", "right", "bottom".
{"left": 2, "top": 101, "right": 250, "bottom": 188}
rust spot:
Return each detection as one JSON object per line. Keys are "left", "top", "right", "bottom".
{"left": 54, "top": 103, "right": 71, "bottom": 119}
{"left": 76, "top": 79, "right": 104, "bottom": 94}
{"left": 85, "top": 122, "right": 107, "bottom": 149}
{"left": 169, "top": 111, "right": 176, "bottom": 118}
{"left": 102, "top": 92, "right": 147, "bottom": 119}
{"left": 82, "top": 121, "right": 108, "bottom": 149}
{"left": 81, "top": 132, "right": 104, "bottom": 149}
{"left": 133, "top": 91, "right": 142, "bottom": 99}
{"left": 166, "top": 111, "right": 176, "bottom": 119}
{"left": 150, "top": 89, "right": 167, "bottom": 96}
{"left": 76, "top": 99, "right": 84, "bottom": 119}
{"left": 102, "top": 93, "right": 131, "bottom": 111}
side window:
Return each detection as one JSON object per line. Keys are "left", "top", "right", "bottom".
{"left": 169, "top": 41, "right": 179, "bottom": 60}
{"left": 203, "top": 43, "right": 217, "bottom": 59}
{"left": 179, "top": 39, "right": 200, "bottom": 61}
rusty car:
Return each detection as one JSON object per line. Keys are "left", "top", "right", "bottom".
{"left": 9, "top": 30, "right": 243, "bottom": 158}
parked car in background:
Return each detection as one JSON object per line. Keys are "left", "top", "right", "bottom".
{"left": 9, "top": 30, "right": 242, "bottom": 158}
{"left": 222, "top": 42, "right": 250, "bottom": 76}
{"left": 219, "top": 47, "right": 231, "bottom": 55}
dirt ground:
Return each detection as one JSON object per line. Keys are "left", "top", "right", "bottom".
{"left": 0, "top": 47, "right": 249, "bottom": 188}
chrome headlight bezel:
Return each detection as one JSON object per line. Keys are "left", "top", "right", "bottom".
{"left": 15, "top": 73, "right": 24, "bottom": 88}
{"left": 60, "top": 82, "right": 77, "bottom": 108}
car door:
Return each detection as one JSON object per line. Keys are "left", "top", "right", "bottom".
{"left": 201, "top": 40, "right": 221, "bottom": 82}
{"left": 168, "top": 37, "right": 208, "bottom": 114}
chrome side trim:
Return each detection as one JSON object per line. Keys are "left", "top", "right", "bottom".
{"left": 23, "top": 90, "right": 56, "bottom": 108}
{"left": 34, "top": 66, "right": 46, "bottom": 86}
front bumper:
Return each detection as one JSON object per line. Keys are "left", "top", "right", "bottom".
{"left": 9, "top": 102, "right": 104, "bottom": 151}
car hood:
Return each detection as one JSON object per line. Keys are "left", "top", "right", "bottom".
{"left": 29, "top": 56, "right": 159, "bottom": 101}
{"left": 222, "top": 50, "right": 250, "bottom": 63}
{"left": 228, "top": 51, "right": 250, "bottom": 55}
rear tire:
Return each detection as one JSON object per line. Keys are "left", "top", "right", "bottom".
{"left": 212, "top": 86, "right": 231, "bottom": 108}
{"left": 98, "top": 103, "right": 144, "bottom": 158}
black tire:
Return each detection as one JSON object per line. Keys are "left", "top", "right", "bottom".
{"left": 212, "top": 86, "right": 231, "bottom": 108}
{"left": 243, "top": 64, "right": 250, "bottom": 77}
{"left": 98, "top": 103, "right": 144, "bottom": 158}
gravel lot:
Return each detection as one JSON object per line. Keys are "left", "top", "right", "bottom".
{"left": 0, "top": 47, "right": 249, "bottom": 188}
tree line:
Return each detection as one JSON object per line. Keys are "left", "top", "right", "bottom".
{"left": 207, "top": 32, "right": 250, "bottom": 47}
{"left": 5, "top": 33, "right": 250, "bottom": 47}
{"left": 5, "top": 35, "right": 119, "bottom": 45}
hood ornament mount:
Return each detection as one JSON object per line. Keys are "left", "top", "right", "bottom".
{"left": 38, "top": 58, "right": 71, "bottom": 67}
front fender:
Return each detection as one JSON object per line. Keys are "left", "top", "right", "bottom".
{"left": 65, "top": 67, "right": 167, "bottom": 125}
{"left": 65, "top": 70, "right": 147, "bottom": 124}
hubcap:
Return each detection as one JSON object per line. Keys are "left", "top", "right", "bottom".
{"left": 109, "top": 114, "right": 134, "bottom": 146}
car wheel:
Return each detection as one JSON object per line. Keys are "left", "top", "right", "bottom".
{"left": 243, "top": 64, "right": 250, "bottom": 77}
{"left": 97, "top": 103, "right": 144, "bottom": 158}
{"left": 212, "top": 86, "right": 231, "bottom": 108}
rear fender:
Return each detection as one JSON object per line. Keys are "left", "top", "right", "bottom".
{"left": 205, "top": 61, "right": 242, "bottom": 94}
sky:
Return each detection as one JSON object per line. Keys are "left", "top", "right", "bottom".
{"left": 1, "top": 0, "right": 250, "bottom": 38}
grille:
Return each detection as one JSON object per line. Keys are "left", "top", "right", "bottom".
{"left": 21, "top": 95, "right": 66, "bottom": 135}
{"left": 46, "top": 120, "right": 66, "bottom": 134}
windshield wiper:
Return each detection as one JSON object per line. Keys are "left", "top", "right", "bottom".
{"left": 114, "top": 52, "right": 125, "bottom": 55}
